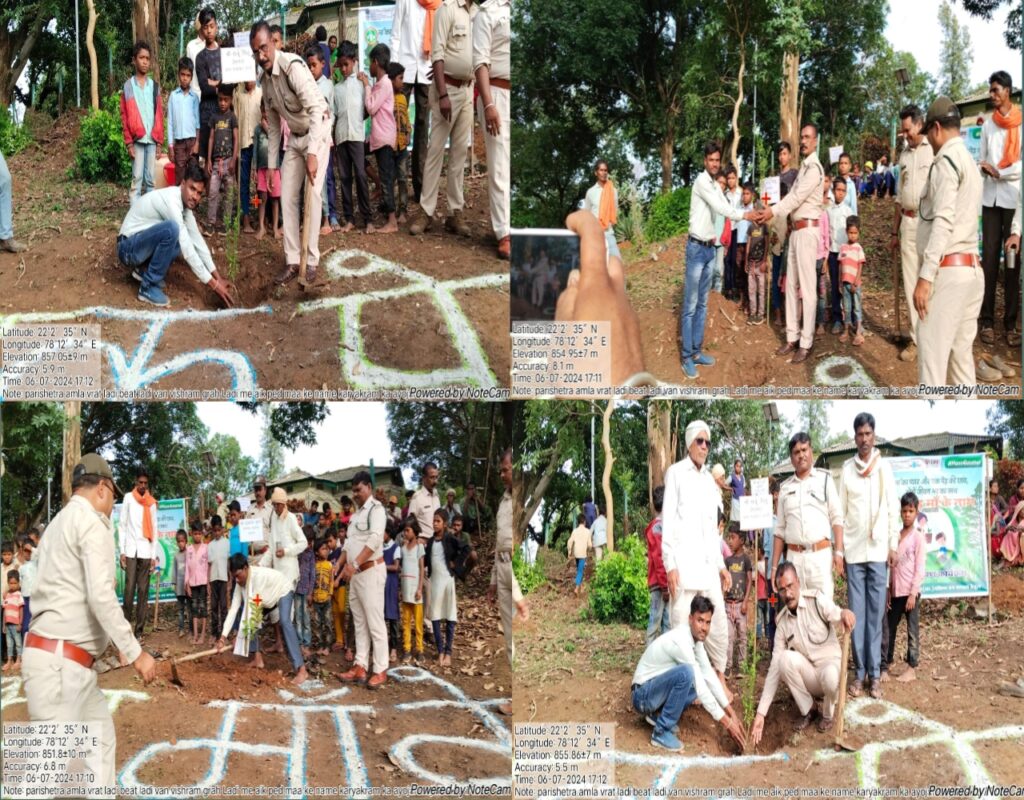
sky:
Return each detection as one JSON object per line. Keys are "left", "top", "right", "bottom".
{"left": 887, "top": 0, "right": 1021, "bottom": 91}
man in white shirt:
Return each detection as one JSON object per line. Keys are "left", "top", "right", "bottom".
{"left": 259, "top": 487, "right": 308, "bottom": 588}
{"left": 838, "top": 412, "right": 899, "bottom": 700}
{"left": 978, "top": 69, "right": 1022, "bottom": 348}
{"left": 408, "top": 462, "right": 441, "bottom": 541}
{"left": 390, "top": 0, "right": 433, "bottom": 204}
{"left": 661, "top": 419, "right": 732, "bottom": 688}
{"left": 681, "top": 141, "right": 756, "bottom": 379}
{"left": 119, "top": 467, "right": 159, "bottom": 639}
{"left": 591, "top": 507, "right": 608, "bottom": 562}
{"left": 631, "top": 595, "right": 746, "bottom": 753}
{"left": 117, "top": 158, "right": 233, "bottom": 308}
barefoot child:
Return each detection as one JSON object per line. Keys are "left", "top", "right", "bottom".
{"left": 425, "top": 509, "right": 466, "bottom": 666}
{"left": 327, "top": 531, "right": 349, "bottom": 655}
{"left": 838, "top": 216, "right": 866, "bottom": 345}
{"left": 360, "top": 43, "right": 398, "bottom": 233}
{"left": 383, "top": 522, "right": 402, "bottom": 663}
{"left": 886, "top": 492, "right": 925, "bottom": 682}
{"left": 397, "top": 519, "right": 425, "bottom": 662}
{"left": 206, "top": 84, "right": 238, "bottom": 232}
{"left": 388, "top": 62, "right": 409, "bottom": 224}
{"left": 166, "top": 57, "right": 200, "bottom": 186}
{"left": 744, "top": 198, "right": 770, "bottom": 325}
{"left": 185, "top": 521, "right": 209, "bottom": 645}
{"left": 723, "top": 527, "right": 753, "bottom": 678}
{"left": 208, "top": 515, "right": 230, "bottom": 642}
{"left": 333, "top": 41, "right": 371, "bottom": 232}
{"left": 172, "top": 529, "right": 191, "bottom": 637}
{"left": 295, "top": 528, "right": 316, "bottom": 656}
{"left": 310, "top": 538, "right": 335, "bottom": 655}
{"left": 2, "top": 571, "right": 23, "bottom": 671}
{"left": 254, "top": 102, "right": 281, "bottom": 240}
{"left": 303, "top": 44, "right": 337, "bottom": 235}
{"left": 566, "top": 514, "right": 592, "bottom": 597}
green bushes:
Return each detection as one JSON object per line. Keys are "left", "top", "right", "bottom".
{"left": 0, "top": 109, "right": 32, "bottom": 157}
{"left": 513, "top": 548, "right": 546, "bottom": 596}
{"left": 75, "top": 94, "right": 131, "bottom": 184}
{"left": 589, "top": 535, "right": 650, "bottom": 628}
{"left": 644, "top": 186, "right": 691, "bottom": 242}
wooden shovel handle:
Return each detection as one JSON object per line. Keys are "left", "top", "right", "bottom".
{"left": 172, "top": 647, "right": 222, "bottom": 665}
{"left": 299, "top": 176, "right": 316, "bottom": 285}
{"left": 835, "top": 631, "right": 851, "bottom": 741}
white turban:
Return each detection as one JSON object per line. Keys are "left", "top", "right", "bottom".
{"left": 685, "top": 419, "right": 711, "bottom": 451}
{"left": 711, "top": 463, "right": 726, "bottom": 481}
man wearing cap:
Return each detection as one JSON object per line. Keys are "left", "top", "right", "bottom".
{"left": 913, "top": 96, "right": 984, "bottom": 388}
{"left": 119, "top": 466, "right": 158, "bottom": 640}
{"left": 890, "top": 104, "right": 934, "bottom": 363}
{"left": 408, "top": 461, "right": 441, "bottom": 541}
{"left": 443, "top": 487, "right": 462, "bottom": 523}
{"left": 386, "top": 495, "right": 403, "bottom": 527}
{"left": 337, "top": 471, "right": 390, "bottom": 689}
{"left": 23, "top": 454, "right": 156, "bottom": 794}
{"left": 247, "top": 476, "right": 273, "bottom": 558}
{"left": 770, "top": 432, "right": 844, "bottom": 600}
{"left": 755, "top": 124, "right": 828, "bottom": 363}
{"left": 661, "top": 420, "right": 731, "bottom": 689}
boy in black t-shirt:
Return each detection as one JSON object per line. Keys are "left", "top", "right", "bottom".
{"left": 206, "top": 84, "right": 238, "bottom": 231}
{"left": 194, "top": 7, "right": 221, "bottom": 162}
{"left": 724, "top": 526, "right": 753, "bottom": 678}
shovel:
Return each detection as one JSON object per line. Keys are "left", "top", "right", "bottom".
{"left": 298, "top": 174, "right": 316, "bottom": 291}
{"left": 169, "top": 646, "right": 222, "bottom": 687}
{"left": 833, "top": 631, "right": 860, "bottom": 752}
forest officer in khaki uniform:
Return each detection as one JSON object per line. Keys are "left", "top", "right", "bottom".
{"left": 757, "top": 124, "right": 827, "bottom": 363}
{"left": 250, "top": 20, "right": 331, "bottom": 285}
{"left": 913, "top": 96, "right": 984, "bottom": 389}
{"left": 23, "top": 455, "right": 156, "bottom": 795}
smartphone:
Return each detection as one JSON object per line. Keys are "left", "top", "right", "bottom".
{"left": 510, "top": 229, "right": 581, "bottom": 322}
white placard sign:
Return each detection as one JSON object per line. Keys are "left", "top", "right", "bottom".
{"left": 740, "top": 478, "right": 773, "bottom": 531}
{"left": 761, "top": 176, "right": 780, "bottom": 206}
{"left": 238, "top": 517, "right": 264, "bottom": 542}
{"left": 233, "top": 31, "right": 250, "bottom": 49}
{"left": 829, "top": 145, "right": 844, "bottom": 164}
{"left": 220, "top": 47, "right": 256, "bottom": 84}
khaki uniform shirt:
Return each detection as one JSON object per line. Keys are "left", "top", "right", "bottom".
{"left": 409, "top": 486, "right": 441, "bottom": 540}
{"left": 757, "top": 590, "right": 842, "bottom": 716}
{"left": 246, "top": 501, "right": 273, "bottom": 540}
{"left": 916, "top": 135, "right": 983, "bottom": 283}
{"left": 345, "top": 497, "right": 386, "bottom": 563}
{"left": 433, "top": 0, "right": 478, "bottom": 82}
{"left": 775, "top": 468, "right": 843, "bottom": 547}
{"left": 772, "top": 151, "right": 826, "bottom": 223}
{"left": 262, "top": 49, "right": 330, "bottom": 169}
{"left": 896, "top": 140, "right": 933, "bottom": 213}
{"left": 472, "top": 0, "right": 510, "bottom": 80}
{"left": 29, "top": 495, "right": 142, "bottom": 662}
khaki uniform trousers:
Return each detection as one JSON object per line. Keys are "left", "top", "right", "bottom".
{"left": 349, "top": 563, "right": 389, "bottom": 674}
{"left": 785, "top": 226, "right": 821, "bottom": 349}
{"left": 669, "top": 581, "right": 727, "bottom": 674}
{"left": 420, "top": 82, "right": 474, "bottom": 218}
{"left": 280, "top": 130, "right": 331, "bottom": 268}
{"left": 22, "top": 645, "right": 117, "bottom": 798}
{"left": 899, "top": 216, "right": 920, "bottom": 345}
{"left": 916, "top": 263, "right": 984, "bottom": 387}
{"left": 777, "top": 649, "right": 840, "bottom": 719}
{"left": 789, "top": 547, "right": 834, "bottom": 600}
{"left": 478, "top": 86, "right": 510, "bottom": 240}
{"left": 494, "top": 555, "right": 517, "bottom": 664}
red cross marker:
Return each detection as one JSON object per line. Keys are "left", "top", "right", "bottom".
{"left": 762, "top": 191, "right": 771, "bottom": 206}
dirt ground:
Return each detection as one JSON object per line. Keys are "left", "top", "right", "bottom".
{"left": 622, "top": 196, "right": 1023, "bottom": 396}
{"left": 1, "top": 568, "right": 512, "bottom": 796}
{"left": 0, "top": 112, "right": 509, "bottom": 398}
{"left": 513, "top": 550, "right": 1024, "bottom": 794}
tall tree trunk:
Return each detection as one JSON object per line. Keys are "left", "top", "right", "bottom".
{"left": 62, "top": 402, "right": 82, "bottom": 506}
{"left": 659, "top": 124, "right": 675, "bottom": 194}
{"left": 600, "top": 400, "right": 615, "bottom": 553}
{"left": 522, "top": 447, "right": 560, "bottom": 538}
{"left": 132, "top": 0, "right": 161, "bottom": 86}
{"left": 0, "top": 2, "right": 50, "bottom": 106}
{"left": 728, "top": 23, "right": 747, "bottom": 168}
{"left": 86, "top": 0, "right": 99, "bottom": 110}
{"left": 647, "top": 401, "right": 673, "bottom": 511}
{"left": 779, "top": 49, "right": 800, "bottom": 152}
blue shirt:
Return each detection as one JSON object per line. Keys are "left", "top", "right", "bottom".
{"left": 135, "top": 77, "right": 156, "bottom": 144}
{"left": 166, "top": 87, "right": 200, "bottom": 149}
{"left": 229, "top": 524, "right": 246, "bottom": 559}
{"left": 583, "top": 502, "right": 597, "bottom": 529}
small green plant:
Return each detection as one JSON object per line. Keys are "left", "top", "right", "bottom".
{"left": 75, "top": 94, "right": 131, "bottom": 184}
{"left": 644, "top": 186, "right": 692, "bottom": 242}
{"left": 513, "top": 547, "right": 545, "bottom": 595}
{"left": 563, "top": 640, "right": 576, "bottom": 653}
{"left": 0, "top": 109, "right": 32, "bottom": 157}
{"left": 740, "top": 617, "right": 760, "bottom": 728}
{"left": 588, "top": 535, "right": 650, "bottom": 627}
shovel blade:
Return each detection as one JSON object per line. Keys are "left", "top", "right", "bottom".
{"left": 170, "top": 659, "right": 184, "bottom": 687}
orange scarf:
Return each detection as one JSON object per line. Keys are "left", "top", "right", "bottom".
{"left": 993, "top": 104, "right": 1022, "bottom": 169}
{"left": 418, "top": 0, "right": 444, "bottom": 58}
{"left": 598, "top": 180, "right": 617, "bottom": 231}
{"left": 132, "top": 487, "right": 157, "bottom": 542}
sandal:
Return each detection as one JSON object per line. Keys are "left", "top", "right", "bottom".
{"left": 1008, "top": 331, "right": 1022, "bottom": 348}
{"left": 275, "top": 264, "right": 299, "bottom": 285}
{"left": 848, "top": 678, "right": 864, "bottom": 698}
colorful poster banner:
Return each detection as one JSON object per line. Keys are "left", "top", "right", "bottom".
{"left": 357, "top": 4, "right": 415, "bottom": 142}
{"left": 114, "top": 497, "right": 189, "bottom": 602}
{"left": 889, "top": 454, "right": 989, "bottom": 599}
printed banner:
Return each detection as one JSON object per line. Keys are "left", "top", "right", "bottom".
{"left": 889, "top": 454, "right": 989, "bottom": 599}
{"left": 114, "top": 497, "right": 189, "bottom": 602}
{"left": 357, "top": 4, "right": 414, "bottom": 142}
{"left": 220, "top": 47, "right": 257, "bottom": 84}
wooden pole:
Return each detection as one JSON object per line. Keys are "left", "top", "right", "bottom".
{"left": 601, "top": 400, "right": 615, "bottom": 553}
{"left": 62, "top": 401, "right": 82, "bottom": 506}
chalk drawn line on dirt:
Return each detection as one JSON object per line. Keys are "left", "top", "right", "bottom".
{"left": 300, "top": 249, "right": 508, "bottom": 390}
{"left": 1, "top": 675, "right": 150, "bottom": 714}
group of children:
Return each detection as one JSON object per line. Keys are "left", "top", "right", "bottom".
{"left": 123, "top": 6, "right": 413, "bottom": 241}
{"left": 1, "top": 532, "right": 40, "bottom": 672}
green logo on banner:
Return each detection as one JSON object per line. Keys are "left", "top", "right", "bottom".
{"left": 944, "top": 455, "right": 982, "bottom": 469}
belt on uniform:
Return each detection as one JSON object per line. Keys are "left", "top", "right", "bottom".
{"left": 25, "top": 632, "right": 95, "bottom": 669}
{"left": 489, "top": 77, "right": 511, "bottom": 90}
{"left": 787, "top": 539, "right": 831, "bottom": 553}
{"left": 939, "top": 253, "right": 979, "bottom": 267}
{"left": 688, "top": 234, "right": 715, "bottom": 248}
{"left": 497, "top": 550, "right": 512, "bottom": 563}
{"left": 356, "top": 556, "right": 385, "bottom": 573}
{"left": 901, "top": 209, "right": 917, "bottom": 218}
{"left": 792, "top": 219, "right": 820, "bottom": 230}
{"left": 444, "top": 75, "right": 470, "bottom": 88}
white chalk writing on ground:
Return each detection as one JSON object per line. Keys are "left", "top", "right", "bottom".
{"left": 300, "top": 250, "right": 508, "bottom": 390}
{"left": 813, "top": 355, "right": 875, "bottom": 387}
{"left": 1, "top": 675, "right": 150, "bottom": 714}
{"left": 114, "top": 665, "right": 509, "bottom": 797}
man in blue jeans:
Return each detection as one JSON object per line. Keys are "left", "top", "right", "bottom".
{"left": 117, "top": 158, "right": 233, "bottom": 308}
{"left": 631, "top": 595, "right": 746, "bottom": 753}
{"left": 681, "top": 142, "right": 756, "bottom": 379}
